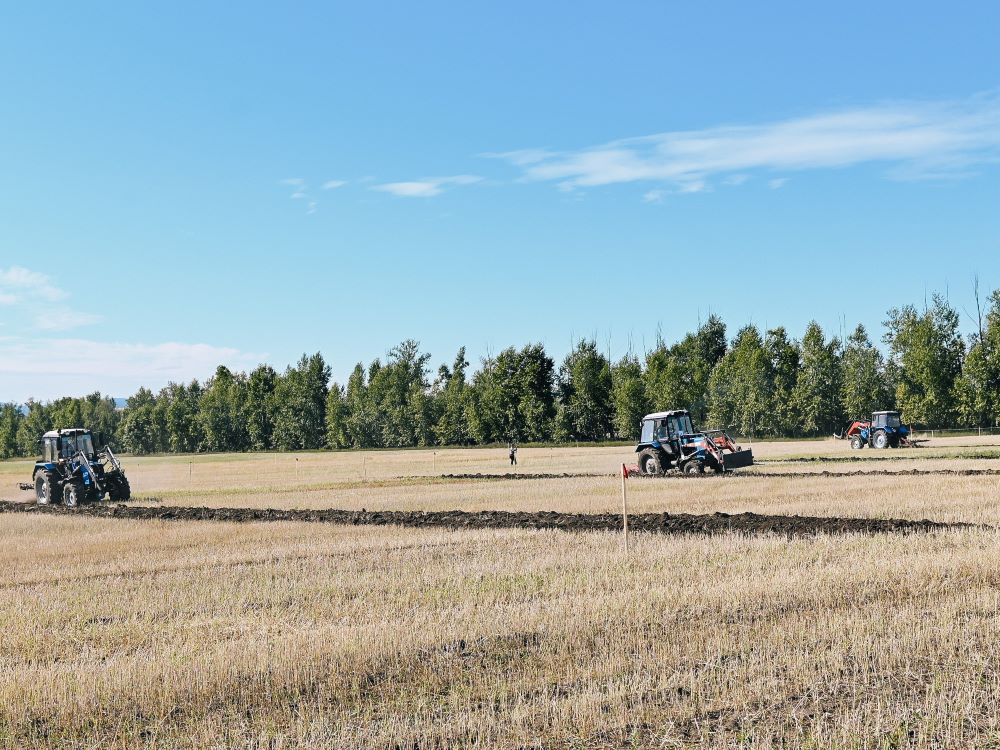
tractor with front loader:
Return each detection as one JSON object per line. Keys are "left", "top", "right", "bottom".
{"left": 634, "top": 409, "right": 754, "bottom": 475}
{"left": 835, "top": 410, "right": 917, "bottom": 449}
{"left": 17, "top": 428, "right": 131, "bottom": 507}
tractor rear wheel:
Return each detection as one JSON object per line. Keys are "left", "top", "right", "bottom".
{"left": 62, "top": 482, "right": 81, "bottom": 508}
{"left": 850, "top": 436, "right": 864, "bottom": 450}
{"left": 34, "top": 471, "right": 54, "bottom": 505}
{"left": 683, "top": 460, "right": 704, "bottom": 475}
{"left": 872, "top": 431, "right": 890, "bottom": 449}
{"left": 638, "top": 449, "right": 663, "bottom": 476}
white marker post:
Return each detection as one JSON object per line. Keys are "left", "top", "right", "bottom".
{"left": 621, "top": 463, "right": 630, "bottom": 553}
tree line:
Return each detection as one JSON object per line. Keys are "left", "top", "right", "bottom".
{"left": 3, "top": 290, "right": 1000, "bottom": 458}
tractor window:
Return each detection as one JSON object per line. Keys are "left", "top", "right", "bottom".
{"left": 640, "top": 420, "right": 653, "bottom": 443}
{"left": 61, "top": 434, "right": 95, "bottom": 459}
{"left": 668, "top": 414, "right": 693, "bottom": 437}
{"left": 886, "top": 414, "right": 901, "bottom": 428}
{"left": 655, "top": 419, "right": 670, "bottom": 440}
{"left": 43, "top": 439, "right": 57, "bottom": 463}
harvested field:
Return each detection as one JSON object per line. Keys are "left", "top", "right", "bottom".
{"left": 3, "top": 439, "right": 1000, "bottom": 748}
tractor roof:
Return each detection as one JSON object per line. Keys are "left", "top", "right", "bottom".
{"left": 872, "top": 410, "right": 900, "bottom": 415}
{"left": 641, "top": 410, "right": 690, "bottom": 421}
{"left": 41, "top": 428, "right": 92, "bottom": 438}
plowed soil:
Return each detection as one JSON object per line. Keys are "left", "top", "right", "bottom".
{"left": 0, "top": 500, "right": 975, "bottom": 537}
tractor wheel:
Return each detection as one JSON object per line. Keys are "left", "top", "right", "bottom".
{"left": 850, "top": 436, "right": 864, "bottom": 450}
{"left": 34, "top": 471, "right": 54, "bottom": 505}
{"left": 872, "top": 431, "right": 890, "bottom": 449}
{"left": 683, "top": 460, "right": 704, "bottom": 475}
{"left": 62, "top": 482, "right": 81, "bottom": 508}
{"left": 638, "top": 449, "right": 663, "bottom": 476}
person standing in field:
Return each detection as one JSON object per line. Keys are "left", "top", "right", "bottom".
{"left": 508, "top": 443, "right": 517, "bottom": 467}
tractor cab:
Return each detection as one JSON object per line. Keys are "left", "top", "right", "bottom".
{"left": 639, "top": 411, "right": 694, "bottom": 450}
{"left": 872, "top": 411, "right": 902, "bottom": 430}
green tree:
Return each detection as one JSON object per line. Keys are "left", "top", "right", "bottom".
{"left": 344, "top": 363, "right": 379, "bottom": 448}
{"left": 468, "top": 344, "right": 556, "bottom": 443}
{"left": 611, "top": 354, "right": 647, "bottom": 440}
{"left": 272, "top": 353, "right": 331, "bottom": 450}
{"left": 707, "top": 325, "right": 771, "bottom": 436}
{"left": 118, "top": 388, "right": 162, "bottom": 455}
{"left": 555, "top": 340, "right": 612, "bottom": 441}
{"left": 200, "top": 366, "right": 249, "bottom": 452}
{"left": 841, "top": 325, "right": 892, "bottom": 420}
{"left": 763, "top": 327, "right": 800, "bottom": 435}
{"left": 0, "top": 403, "right": 23, "bottom": 459}
{"left": 434, "top": 348, "right": 472, "bottom": 445}
{"left": 246, "top": 365, "right": 278, "bottom": 451}
{"left": 325, "top": 383, "right": 349, "bottom": 448}
{"left": 162, "top": 381, "right": 203, "bottom": 453}
{"left": 884, "top": 295, "right": 964, "bottom": 427}
{"left": 643, "top": 316, "right": 727, "bottom": 424}
{"left": 792, "top": 322, "right": 843, "bottom": 434}
{"left": 17, "top": 401, "right": 51, "bottom": 456}
{"left": 956, "top": 290, "right": 1000, "bottom": 426}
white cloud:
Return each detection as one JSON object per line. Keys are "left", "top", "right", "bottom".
{"left": 0, "top": 266, "right": 67, "bottom": 302}
{"left": 768, "top": 177, "right": 789, "bottom": 189}
{"left": 493, "top": 92, "right": 1000, "bottom": 191}
{"left": 374, "top": 175, "right": 483, "bottom": 198}
{"left": 322, "top": 180, "right": 347, "bottom": 190}
{"left": 642, "top": 189, "right": 665, "bottom": 204}
{"left": 0, "top": 337, "right": 266, "bottom": 401}
{"left": 0, "top": 266, "right": 102, "bottom": 332}
{"left": 34, "top": 308, "right": 104, "bottom": 331}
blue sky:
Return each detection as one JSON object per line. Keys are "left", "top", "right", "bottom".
{"left": 3, "top": 1, "right": 1000, "bottom": 402}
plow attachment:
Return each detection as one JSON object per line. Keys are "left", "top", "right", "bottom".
{"left": 17, "top": 483, "right": 33, "bottom": 491}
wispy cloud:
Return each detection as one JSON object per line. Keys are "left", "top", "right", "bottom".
{"left": 34, "top": 309, "right": 103, "bottom": 331}
{"left": 374, "top": 175, "right": 483, "bottom": 198}
{"left": 0, "top": 266, "right": 100, "bottom": 330}
{"left": 768, "top": 177, "right": 789, "bottom": 189}
{"left": 490, "top": 92, "right": 1000, "bottom": 193}
{"left": 279, "top": 177, "right": 346, "bottom": 213}
{"left": 0, "top": 266, "right": 67, "bottom": 303}
{"left": 0, "top": 336, "right": 265, "bottom": 401}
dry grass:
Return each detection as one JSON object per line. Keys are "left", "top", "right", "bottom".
{"left": 3, "top": 441, "right": 1000, "bottom": 748}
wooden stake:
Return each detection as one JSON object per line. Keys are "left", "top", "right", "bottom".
{"left": 621, "top": 463, "right": 629, "bottom": 553}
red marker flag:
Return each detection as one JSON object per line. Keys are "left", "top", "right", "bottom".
{"left": 621, "top": 463, "right": 629, "bottom": 479}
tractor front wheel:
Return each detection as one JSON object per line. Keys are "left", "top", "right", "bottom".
{"left": 34, "top": 471, "right": 54, "bottom": 505}
{"left": 872, "top": 431, "right": 890, "bottom": 449}
{"left": 62, "top": 482, "right": 81, "bottom": 508}
{"left": 638, "top": 450, "right": 663, "bottom": 476}
{"left": 683, "top": 460, "right": 705, "bottom": 475}
{"left": 850, "top": 436, "right": 864, "bottom": 450}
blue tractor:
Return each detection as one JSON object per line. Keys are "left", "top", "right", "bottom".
{"left": 18, "top": 428, "right": 131, "bottom": 507}
{"left": 634, "top": 409, "right": 754, "bottom": 475}
{"left": 836, "top": 410, "right": 914, "bottom": 449}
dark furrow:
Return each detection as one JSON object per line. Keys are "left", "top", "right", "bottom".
{"left": 0, "top": 500, "right": 979, "bottom": 537}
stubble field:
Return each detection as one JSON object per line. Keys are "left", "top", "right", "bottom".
{"left": 2, "top": 437, "right": 1000, "bottom": 748}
